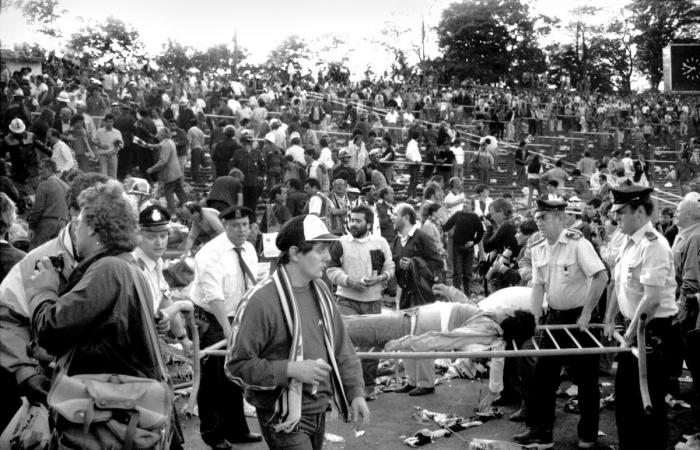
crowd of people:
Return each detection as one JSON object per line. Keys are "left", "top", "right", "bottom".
{"left": 0, "top": 61, "right": 699, "bottom": 450}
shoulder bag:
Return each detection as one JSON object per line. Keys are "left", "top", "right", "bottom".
{"left": 47, "top": 266, "right": 173, "bottom": 450}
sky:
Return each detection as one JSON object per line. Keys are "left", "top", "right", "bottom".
{"left": 0, "top": 0, "right": 624, "bottom": 76}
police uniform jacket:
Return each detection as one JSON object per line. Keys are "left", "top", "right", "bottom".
{"left": 614, "top": 221, "right": 678, "bottom": 320}
{"left": 531, "top": 228, "right": 605, "bottom": 310}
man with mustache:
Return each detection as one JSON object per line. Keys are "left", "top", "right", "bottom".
{"left": 327, "top": 205, "right": 395, "bottom": 401}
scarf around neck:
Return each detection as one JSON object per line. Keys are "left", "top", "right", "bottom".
{"left": 227, "top": 265, "right": 351, "bottom": 432}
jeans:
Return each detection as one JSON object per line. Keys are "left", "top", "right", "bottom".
{"left": 344, "top": 309, "right": 502, "bottom": 389}
{"left": 477, "top": 166, "right": 490, "bottom": 185}
{"left": 257, "top": 410, "right": 325, "bottom": 450}
{"left": 190, "top": 147, "right": 203, "bottom": 182}
{"left": 163, "top": 177, "right": 189, "bottom": 213}
{"left": 452, "top": 247, "right": 474, "bottom": 292}
{"left": 408, "top": 164, "right": 419, "bottom": 198}
{"left": 344, "top": 310, "right": 433, "bottom": 387}
{"left": 337, "top": 299, "right": 382, "bottom": 391}
{"left": 99, "top": 153, "right": 118, "bottom": 179}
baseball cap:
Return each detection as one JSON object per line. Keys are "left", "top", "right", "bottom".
{"left": 275, "top": 214, "right": 338, "bottom": 252}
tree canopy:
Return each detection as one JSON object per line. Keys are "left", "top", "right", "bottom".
{"left": 66, "top": 17, "right": 147, "bottom": 70}
{"left": 436, "top": 0, "right": 548, "bottom": 86}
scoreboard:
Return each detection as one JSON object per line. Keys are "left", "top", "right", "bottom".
{"left": 663, "top": 43, "right": 700, "bottom": 93}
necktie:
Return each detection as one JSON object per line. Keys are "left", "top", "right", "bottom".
{"left": 234, "top": 247, "right": 256, "bottom": 290}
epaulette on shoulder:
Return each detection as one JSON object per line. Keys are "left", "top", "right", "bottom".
{"left": 644, "top": 231, "right": 658, "bottom": 241}
{"left": 565, "top": 228, "right": 582, "bottom": 240}
{"left": 530, "top": 236, "right": 546, "bottom": 247}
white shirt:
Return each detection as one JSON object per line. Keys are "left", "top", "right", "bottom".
{"left": 132, "top": 247, "right": 168, "bottom": 314}
{"left": 285, "top": 145, "right": 306, "bottom": 166}
{"left": 451, "top": 145, "right": 465, "bottom": 164}
{"left": 318, "top": 147, "right": 334, "bottom": 170}
{"left": 478, "top": 286, "right": 537, "bottom": 324}
{"left": 405, "top": 139, "right": 422, "bottom": 163}
{"left": 399, "top": 223, "right": 421, "bottom": 247}
{"left": 473, "top": 196, "right": 493, "bottom": 218}
{"left": 52, "top": 140, "right": 76, "bottom": 173}
{"left": 622, "top": 157, "right": 634, "bottom": 175}
{"left": 191, "top": 233, "right": 258, "bottom": 316}
{"left": 614, "top": 221, "right": 678, "bottom": 320}
{"left": 444, "top": 191, "right": 466, "bottom": 219}
{"left": 531, "top": 229, "right": 605, "bottom": 309}
{"left": 385, "top": 110, "right": 399, "bottom": 124}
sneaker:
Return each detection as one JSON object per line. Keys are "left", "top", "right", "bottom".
{"left": 577, "top": 439, "right": 596, "bottom": 449}
{"left": 513, "top": 428, "right": 554, "bottom": 449}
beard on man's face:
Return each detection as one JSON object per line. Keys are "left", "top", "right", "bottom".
{"left": 349, "top": 223, "right": 367, "bottom": 238}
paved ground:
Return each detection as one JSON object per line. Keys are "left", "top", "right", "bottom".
{"left": 178, "top": 371, "right": 699, "bottom": 450}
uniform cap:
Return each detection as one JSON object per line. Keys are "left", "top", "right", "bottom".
{"left": 275, "top": 214, "right": 338, "bottom": 252}
{"left": 338, "top": 148, "right": 351, "bottom": 159}
{"left": 219, "top": 205, "right": 255, "bottom": 222}
{"left": 610, "top": 181, "right": 654, "bottom": 212}
{"left": 535, "top": 199, "right": 567, "bottom": 212}
{"left": 139, "top": 204, "right": 171, "bottom": 232}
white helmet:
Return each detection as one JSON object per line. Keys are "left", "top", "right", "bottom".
{"left": 8, "top": 118, "right": 26, "bottom": 134}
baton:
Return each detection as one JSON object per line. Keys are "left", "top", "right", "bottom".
{"left": 636, "top": 313, "right": 653, "bottom": 415}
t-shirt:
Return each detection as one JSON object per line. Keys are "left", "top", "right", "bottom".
{"left": 451, "top": 146, "right": 465, "bottom": 165}
{"left": 187, "top": 126, "right": 205, "bottom": 150}
{"left": 94, "top": 127, "right": 123, "bottom": 152}
{"left": 444, "top": 191, "right": 465, "bottom": 219}
{"left": 294, "top": 284, "right": 331, "bottom": 413}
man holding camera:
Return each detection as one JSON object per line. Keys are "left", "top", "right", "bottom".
{"left": 514, "top": 199, "right": 608, "bottom": 449}
{"left": 327, "top": 205, "right": 395, "bottom": 401}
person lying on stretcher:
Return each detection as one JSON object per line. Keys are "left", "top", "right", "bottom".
{"left": 343, "top": 285, "right": 536, "bottom": 412}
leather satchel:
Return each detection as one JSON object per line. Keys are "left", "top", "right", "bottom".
{"left": 47, "top": 265, "right": 173, "bottom": 450}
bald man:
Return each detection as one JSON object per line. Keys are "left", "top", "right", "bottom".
{"left": 671, "top": 193, "right": 700, "bottom": 397}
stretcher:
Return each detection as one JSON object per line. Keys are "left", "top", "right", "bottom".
{"left": 196, "top": 318, "right": 653, "bottom": 412}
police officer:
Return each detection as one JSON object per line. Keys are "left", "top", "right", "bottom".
{"left": 514, "top": 199, "right": 608, "bottom": 449}
{"left": 190, "top": 205, "right": 263, "bottom": 448}
{"left": 133, "top": 204, "right": 193, "bottom": 344}
{"left": 603, "top": 183, "right": 679, "bottom": 450}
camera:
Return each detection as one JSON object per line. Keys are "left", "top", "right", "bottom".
{"left": 486, "top": 249, "right": 513, "bottom": 279}
{"left": 35, "top": 255, "right": 64, "bottom": 272}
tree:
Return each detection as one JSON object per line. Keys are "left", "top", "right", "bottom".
{"left": 603, "top": 14, "right": 636, "bottom": 94}
{"left": 375, "top": 15, "right": 429, "bottom": 82}
{"left": 266, "top": 35, "right": 313, "bottom": 82}
{"left": 546, "top": 6, "right": 635, "bottom": 94}
{"left": 629, "top": 0, "right": 700, "bottom": 89}
{"left": 14, "top": 0, "right": 65, "bottom": 37}
{"left": 191, "top": 44, "right": 248, "bottom": 72}
{"left": 66, "top": 17, "right": 147, "bottom": 70}
{"left": 436, "top": 0, "right": 548, "bottom": 85}
{"left": 156, "top": 39, "right": 193, "bottom": 73}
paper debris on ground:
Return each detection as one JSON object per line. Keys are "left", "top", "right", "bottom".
{"left": 403, "top": 428, "right": 451, "bottom": 447}
{"left": 325, "top": 433, "right": 345, "bottom": 443}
